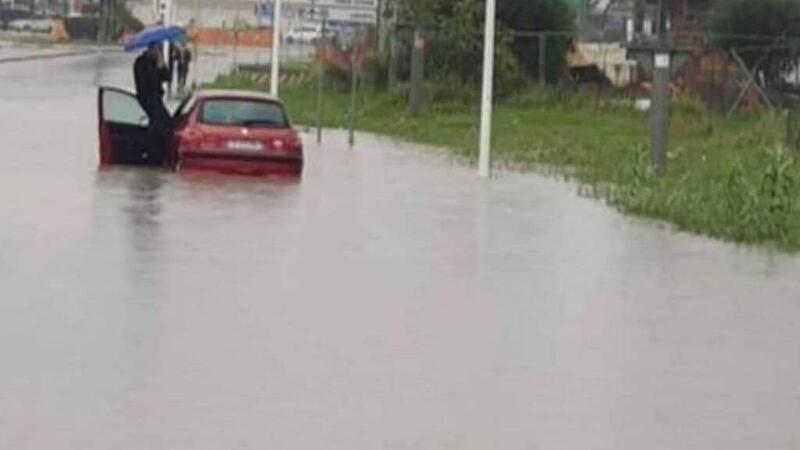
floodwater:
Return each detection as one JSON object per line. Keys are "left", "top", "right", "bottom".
{"left": 2, "top": 51, "right": 800, "bottom": 450}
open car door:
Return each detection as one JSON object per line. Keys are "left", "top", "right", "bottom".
{"left": 98, "top": 87, "right": 159, "bottom": 166}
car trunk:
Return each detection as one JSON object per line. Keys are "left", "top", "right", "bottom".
{"left": 189, "top": 123, "right": 299, "bottom": 157}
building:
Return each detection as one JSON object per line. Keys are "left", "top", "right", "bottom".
{"left": 580, "top": 0, "right": 715, "bottom": 44}
{"left": 127, "top": 0, "right": 377, "bottom": 29}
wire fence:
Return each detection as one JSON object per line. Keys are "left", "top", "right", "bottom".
{"left": 193, "top": 23, "right": 800, "bottom": 159}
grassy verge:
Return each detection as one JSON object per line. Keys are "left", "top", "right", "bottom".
{"left": 207, "top": 71, "right": 800, "bottom": 251}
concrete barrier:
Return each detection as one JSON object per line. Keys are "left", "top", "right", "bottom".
{"left": 193, "top": 28, "right": 273, "bottom": 48}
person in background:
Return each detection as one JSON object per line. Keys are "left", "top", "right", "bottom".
{"left": 133, "top": 42, "right": 173, "bottom": 166}
{"left": 166, "top": 43, "right": 179, "bottom": 95}
{"left": 177, "top": 44, "right": 192, "bottom": 93}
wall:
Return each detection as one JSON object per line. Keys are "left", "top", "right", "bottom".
{"left": 191, "top": 27, "right": 273, "bottom": 47}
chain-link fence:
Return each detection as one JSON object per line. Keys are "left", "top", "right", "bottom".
{"left": 194, "top": 17, "right": 800, "bottom": 162}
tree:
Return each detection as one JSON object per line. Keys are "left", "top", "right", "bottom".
{"left": 394, "top": 0, "right": 576, "bottom": 86}
{"left": 498, "top": 0, "right": 575, "bottom": 83}
{"left": 404, "top": 0, "right": 522, "bottom": 95}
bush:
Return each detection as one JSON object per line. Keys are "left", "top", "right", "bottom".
{"left": 396, "top": 0, "right": 576, "bottom": 92}
{"left": 499, "top": 0, "right": 576, "bottom": 84}
{"left": 420, "top": 0, "right": 534, "bottom": 97}
{"left": 67, "top": 4, "right": 143, "bottom": 41}
{"left": 360, "top": 57, "right": 390, "bottom": 90}
{"left": 118, "top": 7, "right": 144, "bottom": 34}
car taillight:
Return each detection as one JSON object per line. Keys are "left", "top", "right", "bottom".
{"left": 283, "top": 134, "right": 303, "bottom": 155}
{"left": 270, "top": 138, "right": 286, "bottom": 152}
{"left": 265, "top": 137, "right": 301, "bottom": 155}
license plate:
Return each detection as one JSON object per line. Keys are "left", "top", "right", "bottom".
{"left": 226, "top": 140, "right": 264, "bottom": 152}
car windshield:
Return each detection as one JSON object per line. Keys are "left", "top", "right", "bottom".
{"left": 199, "top": 98, "right": 288, "bottom": 128}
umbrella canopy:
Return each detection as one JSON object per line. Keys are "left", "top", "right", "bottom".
{"left": 123, "top": 25, "right": 185, "bottom": 52}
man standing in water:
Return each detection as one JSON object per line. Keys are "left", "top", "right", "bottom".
{"left": 134, "top": 42, "right": 173, "bottom": 166}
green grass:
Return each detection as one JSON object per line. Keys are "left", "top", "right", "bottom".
{"left": 208, "top": 71, "right": 800, "bottom": 251}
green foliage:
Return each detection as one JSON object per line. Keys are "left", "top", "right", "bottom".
{"left": 65, "top": 3, "right": 143, "bottom": 40}
{"left": 710, "top": 0, "right": 800, "bottom": 84}
{"left": 422, "top": 0, "right": 526, "bottom": 96}
{"left": 499, "top": 0, "right": 576, "bottom": 83}
{"left": 63, "top": 16, "right": 100, "bottom": 40}
{"left": 610, "top": 147, "right": 798, "bottom": 247}
{"left": 394, "top": 0, "right": 575, "bottom": 89}
{"left": 118, "top": 7, "right": 145, "bottom": 33}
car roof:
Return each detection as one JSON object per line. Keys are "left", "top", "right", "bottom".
{"left": 193, "top": 89, "right": 283, "bottom": 104}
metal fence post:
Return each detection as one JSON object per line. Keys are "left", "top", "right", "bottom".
{"left": 408, "top": 27, "right": 425, "bottom": 115}
{"left": 388, "top": 26, "right": 398, "bottom": 90}
{"left": 538, "top": 32, "right": 547, "bottom": 88}
{"left": 233, "top": 28, "right": 239, "bottom": 70}
{"left": 349, "top": 57, "right": 358, "bottom": 147}
{"left": 316, "top": 42, "right": 324, "bottom": 144}
{"left": 313, "top": 16, "right": 327, "bottom": 144}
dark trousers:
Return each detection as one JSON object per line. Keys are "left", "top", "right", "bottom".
{"left": 178, "top": 69, "right": 188, "bottom": 91}
{"left": 167, "top": 66, "right": 176, "bottom": 94}
{"left": 146, "top": 103, "right": 173, "bottom": 167}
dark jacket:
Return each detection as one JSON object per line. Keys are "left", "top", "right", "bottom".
{"left": 133, "top": 52, "right": 170, "bottom": 113}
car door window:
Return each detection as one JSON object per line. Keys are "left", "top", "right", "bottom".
{"left": 173, "top": 95, "right": 196, "bottom": 120}
{"left": 103, "top": 89, "right": 148, "bottom": 126}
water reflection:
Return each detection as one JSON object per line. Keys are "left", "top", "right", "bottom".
{"left": 92, "top": 168, "right": 169, "bottom": 296}
{"left": 177, "top": 170, "right": 302, "bottom": 192}
{"left": 124, "top": 169, "right": 165, "bottom": 253}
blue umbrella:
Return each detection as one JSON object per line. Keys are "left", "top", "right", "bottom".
{"left": 124, "top": 25, "right": 185, "bottom": 52}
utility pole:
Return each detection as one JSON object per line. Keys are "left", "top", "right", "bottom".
{"left": 649, "top": 0, "right": 670, "bottom": 173}
{"left": 478, "top": 0, "right": 496, "bottom": 178}
{"left": 377, "top": 0, "right": 386, "bottom": 58}
{"left": 110, "top": 0, "right": 117, "bottom": 40}
{"left": 538, "top": 32, "right": 546, "bottom": 88}
{"left": 633, "top": 0, "right": 645, "bottom": 39}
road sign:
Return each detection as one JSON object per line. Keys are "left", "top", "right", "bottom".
{"left": 654, "top": 53, "right": 670, "bottom": 69}
{"left": 294, "top": 0, "right": 377, "bottom": 25}
{"left": 307, "top": 0, "right": 377, "bottom": 8}
{"left": 154, "top": 0, "right": 169, "bottom": 16}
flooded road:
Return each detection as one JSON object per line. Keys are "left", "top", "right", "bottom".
{"left": 2, "top": 52, "right": 800, "bottom": 449}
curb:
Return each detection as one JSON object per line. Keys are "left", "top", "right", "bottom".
{"left": 0, "top": 50, "right": 94, "bottom": 64}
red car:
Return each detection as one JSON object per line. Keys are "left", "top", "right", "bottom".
{"left": 98, "top": 87, "right": 304, "bottom": 176}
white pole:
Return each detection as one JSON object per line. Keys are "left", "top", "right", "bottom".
{"left": 478, "top": 0, "right": 496, "bottom": 178}
{"left": 270, "top": 0, "right": 283, "bottom": 96}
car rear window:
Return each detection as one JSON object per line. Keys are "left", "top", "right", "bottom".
{"left": 199, "top": 99, "right": 289, "bottom": 128}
